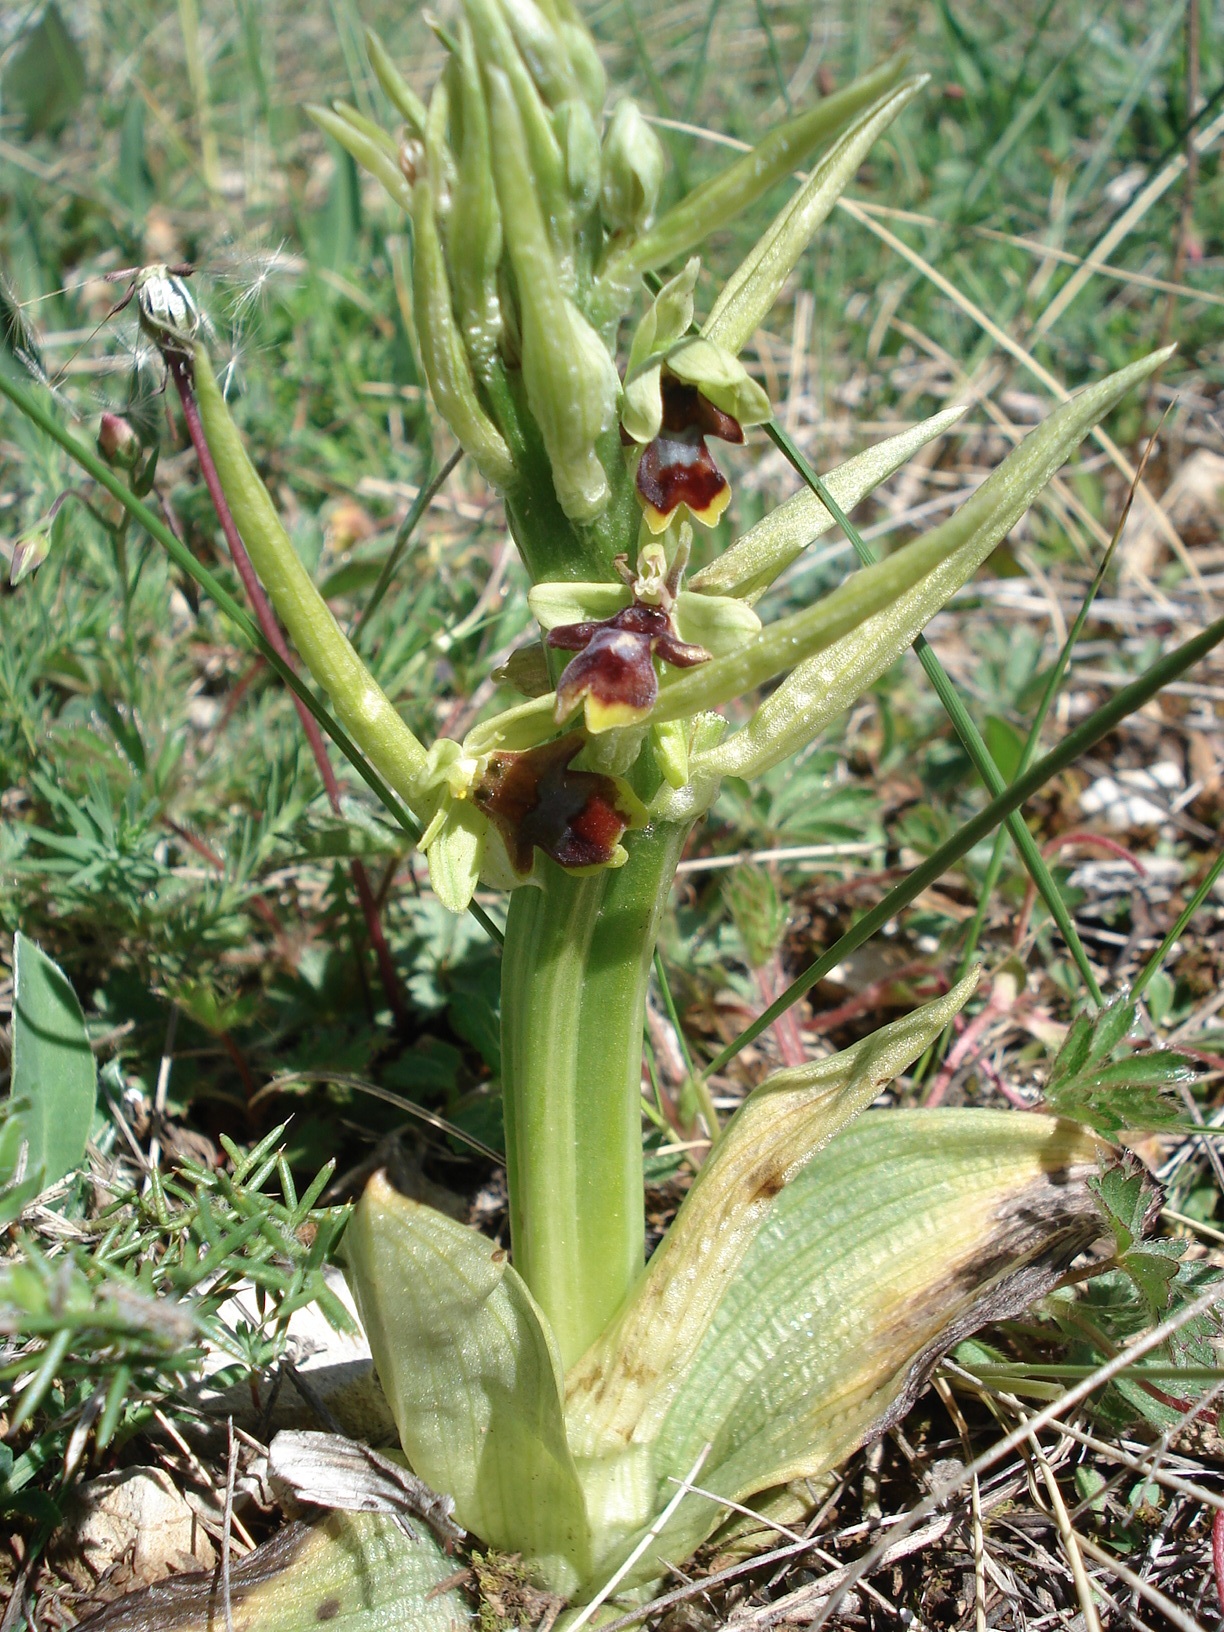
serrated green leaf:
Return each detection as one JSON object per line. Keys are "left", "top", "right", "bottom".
{"left": 570, "top": 1108, "right": 1106, "bottom": 1597}
{"left": 9, "top": 934, "right": 96, "bottom": 1193}
{"left": 344, "top": 1173, "right": 590, "bottom": 1594}
{"left": 63, "top": 1510, "right": 471, "bottom": 1631}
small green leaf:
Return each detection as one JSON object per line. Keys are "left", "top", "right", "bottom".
{"left": 9, "top": 934, "right": 96, "bottom": 1192}
{"left": 696, "top": 347, "right": 1172, "bottom": 780}
{"left": 703, "top": 77, "right": 927, "bottom": 357}
{"left": 344, "top": 1173, "right": 590, "bottom": 1594}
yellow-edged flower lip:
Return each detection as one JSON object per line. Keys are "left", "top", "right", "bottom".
{"left": 628, "top": 372, "right": 744, "bottom": 532}
{"left": 549, "top": 601, "right": 710, "bottom": 732}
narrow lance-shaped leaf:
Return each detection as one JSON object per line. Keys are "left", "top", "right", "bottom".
{"left": 697, "top": 347, "right": 1173, "bottom": 780}
{"left": 704, "top": 76, "right": 927, "bottom": 356}
{"left": 191, "top": 347, "right": 432, "bottom": 810}
{"left": 690, "top": 407, "right": 966, "bottom": 603}
{"left": 575, "top": 1110, "right": 1109, "bottom": 1597}
{"left": 344, "top": 1172, "right": 591, "bottom": 1595}
{"left": 647, "top": 507, "right": 994, "bottom": 725}
{"left": 596, "top": 55, "right": 910, "bottom": 301}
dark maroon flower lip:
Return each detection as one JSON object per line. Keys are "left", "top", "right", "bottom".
{"left": 629, "top": 372, "right": 745, "bottom": 531}
{"left": 471, "top": 734, "right": 642, "bottom": 875}
{"left": 548, "top": 602, "right": 709, "bottom": 731}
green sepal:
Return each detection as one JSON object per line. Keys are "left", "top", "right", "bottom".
{"left": 690, "top": 408, "right": 965, "bottom": 602}
{"left": 449, "top": 20, "right": 505, "bottom": 377}
{"left": 344, "top": 1174, "right": 591, "bottom": 1595}
{"left": 466, "top": 0, "right": 575, "bottom": 273}
{"left": 412, "top": 177, "right": 517, "bottom": 489}
{"left": 499, "top": 0, "right": 580, "bottom": 108}
{"left": 365, "top": 28, "right": 429, "bottom": 137}
{"left": 558, "top": 97, "right": 602, "bottom": 211}
{"left": 621, "top": 258, "right": 700, "bottom": 444}
{"left": 305, "top": 103, "right": 412, "bottom": 213}
{"left": 665, "top": 336, "right": 772, "bottom": 428}
{"left": 560, "top": 19, "right": 606, "bottom": 116}
{"left": 423, "top": 799, "right": 487, "bottom": 913}
{"left": 486, "top": 64, "right": 620, "bottom": 520}
{"left": 704, "top": 76, "right": 927, "bottom": 356}
{"left": 600, "top": 97, "right": 665, "bottom": 233}
{"left": 696, "top": 347, "right": 1174, "bottom": 779}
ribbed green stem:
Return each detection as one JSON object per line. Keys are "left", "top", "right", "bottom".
{"left": 502, "top": 821, "right": 689, "bottom": 1366}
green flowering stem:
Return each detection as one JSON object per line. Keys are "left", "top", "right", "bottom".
{"left": 192, "top": 345, "right": 431, "bottom": 813}
{"left": 502, "top": 819, "right": 690, "bottom": 1366}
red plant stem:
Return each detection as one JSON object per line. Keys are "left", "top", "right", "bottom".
{"left": 1213, "top": 1508, "right": 1224, "bottom": 1614}
{"left": 167, "top": 351, "right": 409, "bottom": 1033}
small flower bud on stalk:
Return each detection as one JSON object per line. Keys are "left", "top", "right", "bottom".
{"left": 97, "top": 411, "right": 142, "bottom": 469}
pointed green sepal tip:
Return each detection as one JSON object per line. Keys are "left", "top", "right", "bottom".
{"left": 304, "top": 103, "right": 413, "bottom": 213}
{"left": 365, "top": 28, "right": 429, "bottom": 137}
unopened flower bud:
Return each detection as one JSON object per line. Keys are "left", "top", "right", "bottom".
{"left": 97, "top": 411, "right": 142, "bottom": 468}
{"left": 600, "top": 99, "right": 664, "bottom": 233}
{"left": 10, "top": 529, "right": 50, "bottom": 586}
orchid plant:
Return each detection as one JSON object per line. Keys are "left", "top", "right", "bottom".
{"left": 73, "top": 2, "right": 1181, "bottom": 1622}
